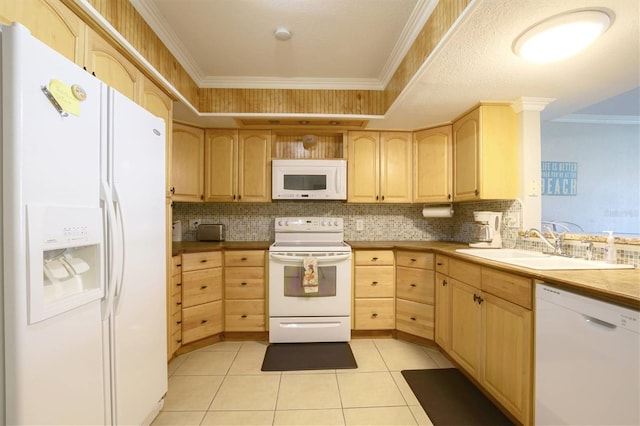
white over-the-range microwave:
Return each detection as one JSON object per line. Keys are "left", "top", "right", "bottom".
{"left": 272, "top": 159, "right": 347, "bottom": 200}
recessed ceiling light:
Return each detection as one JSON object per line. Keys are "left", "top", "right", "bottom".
{"left": 274, "top": 27, "right": 292, "bottom": 41}
{"left": 513, "top": 9, "right": 612, "bottom": 63}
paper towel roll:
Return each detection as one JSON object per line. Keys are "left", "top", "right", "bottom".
{"left": 422, "top": 206, "right": 454, "bottom": 218}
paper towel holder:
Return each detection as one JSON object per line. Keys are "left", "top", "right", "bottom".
{"left": 422, "top": 203, "right": 454, "bottom": 218}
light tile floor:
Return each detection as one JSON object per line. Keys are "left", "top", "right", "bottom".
{"left": 152, "top": 338, "right": 455, "bottom": 426}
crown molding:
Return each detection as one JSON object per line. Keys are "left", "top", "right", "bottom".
{"left": 552, "top": 113, "right": 640, "bottom": 125}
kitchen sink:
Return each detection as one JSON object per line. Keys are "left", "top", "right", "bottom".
{"left": 455, "top": 248, "right": 634, "bottom": 270}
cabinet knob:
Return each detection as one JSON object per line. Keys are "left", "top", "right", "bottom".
{"left": 442, "top": 279, "right": 447, "bottom": 286}
{"left": 241, "top": 314, "right": 247, "bottom": 319}
{"left": 381, "top": 195, "right": 385, "bottom": 201}
{"left": 238, "top": 194, "right": 242, "bottom": 200}
{"left": 474, "top": 189, "right": 479, "bottom": 196}
{"left": 410, "top": 317, "right": 417, "bottom": 321}
{"left": 436, "top": 262, "right": 443, "bottom": 266}
{"left": 177, "top": 339, "right": 182, "bottom": 344}
{"left": 176, "top": 302, "right": 182, "bottom": 306}
{"left": 177, "top": 263, "right": 182, "bottom": 267}
{"left": 176, "top": 282, "right": 182, "bottom": 286}
{"left": 201, "top": 319, "right": 208, "bottom": 324}
{"left": 376, "top": 195, "right": 379, "bottom": 201}
{"left": 241, "top": 282, "right": 247, "bottom": 286}
{"left": 170, "top": 186, "right": 175, "bottom": 194}
{"left": 201, "top": 285, "right": 208, "bottom": 290}
{"left": 410, "top": 283, "right": 416, "bottom": 287}
{"left": 200, "top": 194, "right": 204, "bottom": 200}
{"left": 241, "top": 257, "right": 248, "bottom": 261}
{"left": 372, "top": 257, "right": 379, "bottom": 261}
{"left": 200, "top": 259, "right": 208, "bottom": 263}
{"left": 176, "top": 320, "right": 182, "bottom": 325}
{"left": 371, "top": 313, "right": 378, "bottom": 318}
{"left": 371, "top": 281, "right": 378, "bottom": 286}
{"left": 410, "top": 258, "right": 417, "bottom": 262}
{"left": 233, "top": 195, "right": 236, "bottom": 200}
{"left": 447, "top": 193, "right": 451, "bottom": 200}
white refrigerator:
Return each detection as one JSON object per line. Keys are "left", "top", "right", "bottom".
{"left": 1, "top": 23, "right": 168, "bottom": 425}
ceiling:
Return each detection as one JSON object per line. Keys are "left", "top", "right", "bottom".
{"left": 131, "top": 0, "right": 640, "bottom": 130}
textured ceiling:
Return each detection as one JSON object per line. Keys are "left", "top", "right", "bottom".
{"left": 132, "top": 0, "right": 640, "bottom": 130}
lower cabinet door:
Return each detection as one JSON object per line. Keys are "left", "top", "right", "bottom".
{"left": 182, "top": 300, "right": 223, "bottom": 343}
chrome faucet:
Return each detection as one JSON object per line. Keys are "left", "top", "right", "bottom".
{"left": 525, "top": 228, "right": 565, "bottom": 255}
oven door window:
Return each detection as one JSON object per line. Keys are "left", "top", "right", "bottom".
{"left": 283, "top": 264, "right": 336, "bottom": 297}
{"left": 283, "top": 174, "right": 327, "bottom": 191}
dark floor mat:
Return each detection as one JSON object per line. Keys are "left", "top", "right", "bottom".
{"left": 261, "top": 342, "right": 357, "bottom": 371}
{"left": 401, "top": 368, "right": 513, "bottom": 426}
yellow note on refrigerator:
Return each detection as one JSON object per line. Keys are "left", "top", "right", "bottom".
{"left": 48, "top": 79, "right": 80, "bottom": 116}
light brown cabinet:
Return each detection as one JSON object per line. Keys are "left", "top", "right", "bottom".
{"left": 171, "top": 123, "right": 204, "bottom": 202}
{"left": 347, "top": 131, "right": 412, "bottom": 203}
{"left": 205, "top": 129, "right": 271, "bottom": 202}
{"left": 438, "top": 255, "right": 533, "bottom": 425}
{"left": 434, "top": 255, "right": 451, "bottom": 351}
{"left": 452, "top": 103, "right": 517, "bottom": 201}
{"left": 167, "top": 255, "right": 183, "bottom": 359}
{"left": 223, "top": 250, "right": 266, "bottom": 332}
{"left": 395, "top": 251, "right": 435, "bottom": 339}
{"left": 413, "top": 125, "right": 453, "bottom": 203}
{"left": 353, "top": 250, "right": 395, "bottom": 330}
{"left": 181, "top": 252, "right": 223, "bottom": 344}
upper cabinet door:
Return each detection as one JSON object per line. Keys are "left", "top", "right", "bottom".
{"left": 347, "top": 131, "right": 380, "bottom": 203}
{"left": 204, "top": 129, "right": 237, "bottom": 202}
{"left": 171, "top": 123, "right": 204, "bottom": 202}
{"left": 13, "top": 0, "right": 85, "bottom": 65}
{"left": 85, "top": 27, "right": 141, "bottom": 102}
{"left": 238, "top": 130, "right": 271, "bottom": 203}
{"left": 380, "top": 132, "right": 412, "bottom": 203}
{"left": 453, "top": 108, "right": 480, "bottom": 201}
{"left": 413, "top": 126, "right": 453, "bottom": 203}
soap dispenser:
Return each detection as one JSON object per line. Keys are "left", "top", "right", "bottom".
{"left": 604, "top": 231, "right": 616, "bottom": 264}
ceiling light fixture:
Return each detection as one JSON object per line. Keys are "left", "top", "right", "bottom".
{"left": 513, "top": 9, "right": 612, "bottom": 63}
{"left": 274, "top": 27, "right": 292, "bottom": 41}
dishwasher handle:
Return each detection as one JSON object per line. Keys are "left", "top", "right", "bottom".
{"left": 583, "top": 314, "right": 617, "bottom": 330}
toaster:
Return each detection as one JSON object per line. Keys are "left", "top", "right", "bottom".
{"left": 196, "top": 224, "right": 225, "bottom": 241}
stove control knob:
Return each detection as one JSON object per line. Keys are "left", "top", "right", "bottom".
{"left": 333, "top": 220, "right": 339, "bottom": 226}
{"left": 321, "top": 220, "right": 327, "bottom": 226}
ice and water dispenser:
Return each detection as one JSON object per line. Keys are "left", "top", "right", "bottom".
{"left": 27, "top": 205, "right": 104, "bottom": 323}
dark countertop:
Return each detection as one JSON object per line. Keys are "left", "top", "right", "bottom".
{"left": 173, "top": 240, "right": 640, "bottom": 308}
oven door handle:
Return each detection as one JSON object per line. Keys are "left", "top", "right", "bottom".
{"left": 269, "top": 253, "right": 351, "bottom": 263}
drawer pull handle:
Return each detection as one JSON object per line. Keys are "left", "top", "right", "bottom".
{"left": 473, "top": 294, "right": 479, "bottom": 302}
{"left": 241, "top": 257, "right": 248, "bottom": 261}
{"left": 176, "top": 283, "right": 182, "bottom": 286}
{"left": 410, "top": 258, "right": 417, "bottom": 262}
{"left": 176, "top": 263, "right": 182, "bottom": 267}
{"left": 410, "top": 283, "right": 417, "bottom": 287}
{"left": 201, "top": 319, "right": 208, "bottom": 324}
{"left": 372, "top": 257, "right": 378, "bottom": 261}
{"left": 410, "top": 317, "right": 417, "bottom": 321}
{"left": 200, "top": 259, "right": 207, "bottom": 263}
{"left": 442, "top": 279, "right": 448, "bottom": 286}
{"left": 176, "top": 321, "right": 182, "bottom": 325}
{"left": 241, "top": 282, "right": 247, "bottom": 286}
{"left": 371, "top": 313, "right": 378, "bottom": 318}
{"left": 436, "top": 262, "right": 443, "bottom": 266}
{"left": 371, "top": 281, "right": 378, "bottom": 286}
{"left": 241, "top": 314, "right": 247, "bottom": 319}
{"left": 176, "top": 302, "right": 182, "bottom": 306}
{"left": 201, "top": 285, "right": 208, "bottom": 290}
{"left": 177, "top": 339, "right": 182, "bottom": 343}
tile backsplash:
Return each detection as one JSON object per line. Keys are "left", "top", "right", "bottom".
{"left": 172, "top": 199, "right": 522, "bottom": 244}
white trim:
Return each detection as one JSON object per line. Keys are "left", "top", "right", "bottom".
{"left": 511, "top": 97, "right": 556, "bottom": 113}
{"left": 552, "top": 113, "right": 640, "bottom": 125}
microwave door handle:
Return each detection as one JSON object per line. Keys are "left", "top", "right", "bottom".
{"left": 335, "top": 168, "right": 341, "bottom": 193}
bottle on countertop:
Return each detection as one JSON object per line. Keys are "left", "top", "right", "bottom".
{"left": 604, "top": 231, "right": 616, "bottom": 264}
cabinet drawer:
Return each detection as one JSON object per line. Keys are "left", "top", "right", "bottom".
{"left": 170, "top": 330, "right": 182, "bottom": 353}
{"left": 355, "top": 299, "right": 395, "bottom": 330}
{"left": 481, "top": 267, "right": 532, "bottom": 309}
{"left": 182, "top": 300, "right": 223, "bottom": 343}
{"left": 396, "top": 251, "right": 434, "bottom": 270}
{"left": 224, "top": 250, "right": 265, "bottom": 267}
{"left": 355, "top": 250, "right": 394, "bottom": 266}
{"left": 396, "top": 267, "right": 434, "bottom": 304}
{"left": 171, "top": 310, "right": 182, "bottom": 335}
{"left": 225, "top": 267, "right": 265, "bottom": 299}
{"left": 224, "top": 300, "right": 265, "bottom": 331}
{"left": 171, "top": 273, "right": 182, "bottom": 297}
{"left": 435, "top": 255, "right": 449, "bottom": 274}
{"left": 355, "top": 267, "right": 394, "bottom": 298}
{"left": 172, "top": 255, "right": 182, "bottom": 275}
{"left": 396, "top": 298, "right": 435, "bottom": 339}
{"left": 449, "top": 258, "right": 481, "bottom": 287}
{"left": 182, "top": 251, "right": 223, "bottom": 271}
{"left": 182, "top": 268, "right": 223, "bottom": 307}
{"left": 170, "top": 291, "right": 182, "bottom": 316}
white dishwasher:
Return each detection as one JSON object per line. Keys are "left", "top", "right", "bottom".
{"left": 535, "top": 283, "right": 640, "bottom": 425}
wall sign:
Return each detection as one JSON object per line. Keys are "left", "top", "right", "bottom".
{"left": 542, "top": 161, "right": 578, "bottom": 196}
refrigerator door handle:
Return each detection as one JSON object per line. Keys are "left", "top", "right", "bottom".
{"left": 101, "top": 180, "right": 120, "bottom": 319}
{"left": 113, "top": 185, "right": 126, "bottom": 314}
